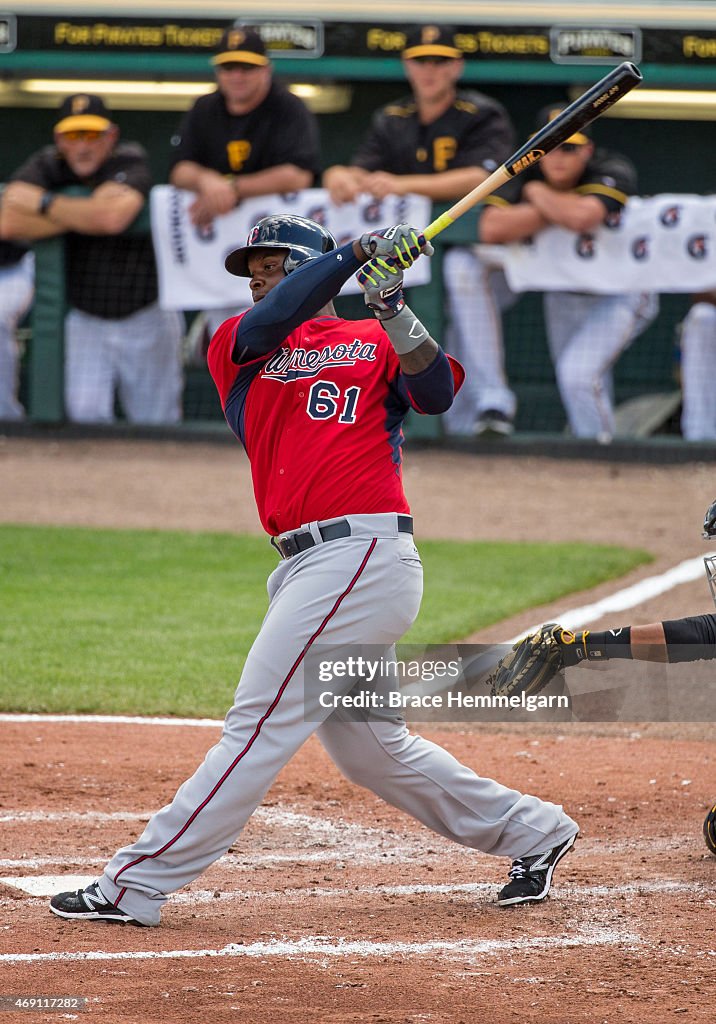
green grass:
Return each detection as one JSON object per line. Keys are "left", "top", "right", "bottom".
{"left": 0, "top": 524, "right": 651, "bottom": 718}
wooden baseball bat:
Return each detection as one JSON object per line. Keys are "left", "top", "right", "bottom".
{"left": 424, "top": 61, "right": 643, "bottom": 241}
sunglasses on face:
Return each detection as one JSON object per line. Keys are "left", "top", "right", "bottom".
{"left": 58, "top": 130, "right": 105, "bottom": 142}
{"left": 218, "top": 62, "right": 261, "bottom": 72}
{"left": 409, "top": 56, "right": 455, "bottom": 65}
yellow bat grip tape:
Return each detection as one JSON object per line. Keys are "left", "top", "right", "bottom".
{"left": 424, "top": 212, "right": 455, "bottom": 241}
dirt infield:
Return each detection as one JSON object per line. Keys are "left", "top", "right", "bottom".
{"left": 1, "top": 437, "right": 715, "bottom": 1022}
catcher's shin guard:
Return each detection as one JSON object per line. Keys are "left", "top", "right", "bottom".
{"left": 704, "top": 802, "right": 716, "bottom": 856}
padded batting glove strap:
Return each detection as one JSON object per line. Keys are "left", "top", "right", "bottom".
{"left": 356, "top": 257, "right": 405, "bottom": 321}
{"left": 358, "top": 223, "right": 434, "bottom": 265}
{"left": 379, "top": 304, "right": 431, "bottom": 355}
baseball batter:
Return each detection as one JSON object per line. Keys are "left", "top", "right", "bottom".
{"left": 50, "top": 215, "right": 578, "bottom": 927}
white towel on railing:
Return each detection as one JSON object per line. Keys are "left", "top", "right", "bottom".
{"left": 150, "top": 187, "right": 432, "bottom": 310}
{"left": 497, "top": 193, "right": 716, "bottom": 294}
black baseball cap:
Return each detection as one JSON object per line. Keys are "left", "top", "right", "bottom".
{"left": 55, "top": 94, "right": 112, "bottom": 134}
{"left": 213, "top": 26, "right": 269, "bottom": 67}
{"left": 537, "top": 105, "right": 592, "bottom": 146}
{"left": 402, "top": 24, "right": 462, "bottom": 60}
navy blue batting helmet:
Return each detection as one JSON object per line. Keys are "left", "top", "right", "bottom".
{"left": 225, "top": 214, "right": 337, "bottom": 277}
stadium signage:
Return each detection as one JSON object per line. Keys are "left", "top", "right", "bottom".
{"left": 3, "top": 16, "right": 715, "bottom": 66}
{"left": 0, "top": 13, "right": 16, "bottom": 53}
{"left": 549, "top": 27, "right": 642, "bottom": 65}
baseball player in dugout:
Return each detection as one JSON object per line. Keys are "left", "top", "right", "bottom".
{"left": 478, "top": 107, "right": 658, "bottom": 443}
{"left": 169, "top": 25, "right": 321, "bottom": 335}
{"left": 323, "top": 23, "right": 518, "bottom": 437}
{"left": 0, "top": 94, "right": 183, "bottom": 425}
{"left": 49, "top": 214, "right": 578, "bottom": 927}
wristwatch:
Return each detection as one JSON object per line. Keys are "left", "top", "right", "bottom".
{"left": 38, "top": 191, "right": 56, "bottom": 216}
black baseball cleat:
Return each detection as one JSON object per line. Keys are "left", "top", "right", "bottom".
{"left": 496, "top": 832, "right": 577, "bottom": 907}
{"left": 49, "top": 882, "right": 142, "bottom": 925}
{"left": 704, "top": 802, "right": 716, "bottom": 856}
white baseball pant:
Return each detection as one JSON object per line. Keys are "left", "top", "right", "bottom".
{"left": 0, "top": 252, "right": 34, "bottom": 420}
{"left": 64, "top": 302, "right": 184, "bottom": 424}
{"left": 544, "top": 290, "right": 659, "bottom": 440}
{"left": 95, "top": 513, "right": 578, "bottom": 926}
{"left": 442, "top": 247, "right": 517, "bottom": 435}
{"left": 680, "top": 302, "right": 716, "bottom": 441}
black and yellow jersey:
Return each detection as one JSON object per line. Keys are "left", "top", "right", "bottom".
{"left": 351, "top": 90, "right": 514, "bottom": 176}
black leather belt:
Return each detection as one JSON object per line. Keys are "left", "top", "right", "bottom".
{"left": 272, "top": 515, "right": 413, "bottom": 560}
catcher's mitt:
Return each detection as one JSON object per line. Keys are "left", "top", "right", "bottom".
{"left": 704, "top": 802, "right": 716, "bottom": 856}
{"left": 487, "top": 622, "right": 569, "bottom": 699}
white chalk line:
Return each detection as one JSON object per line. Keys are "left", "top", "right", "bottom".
{"left": 5, "top": 875, "right": 705, "bottom": 902}
{"left": 0, "top": 810, "right": 152, "bottom": 824}
{"left": 0, "top": 554, "right": 707, "bottom": 732}
{"left": 0, "top": 926, "right": 642, "bottom": 965}
{"left": 510, "top": 554, "right": 706, "bottom": 643}
{"left": 164, "top": 878, "right": 716, "bottom": 904}
{"left": 0, "top": 713, "right": 224, "bottom": 728}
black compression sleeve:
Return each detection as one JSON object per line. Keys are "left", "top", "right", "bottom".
{"left": 402, "top": 349, "right": 455, "bottom": 414}
{"left": 232, "top": 242, "right": 362, "bottom": 362}
{"left": 663, "top": 613, "right": 716, "bottom": 662}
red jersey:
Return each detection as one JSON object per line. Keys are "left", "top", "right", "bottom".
{"left": 208, "top": 313, "right": 463, "bottom": 535}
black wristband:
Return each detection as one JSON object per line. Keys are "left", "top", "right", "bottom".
{"left": 557, "top": 626, "right": 632, "bottom": 665}
{"left": 588, "top": 628, "right": 633, "bottom": 660}
{"left": 38, "top": 191, "right": 56, "bottom": 216}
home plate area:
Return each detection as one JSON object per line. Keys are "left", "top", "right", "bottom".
{"left": 1, "top": 720, "right": 715, "bottom": 1022}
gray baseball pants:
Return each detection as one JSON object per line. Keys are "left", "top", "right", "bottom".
{"left": 98, "top": 513, "right": 578, "bottom": 926}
